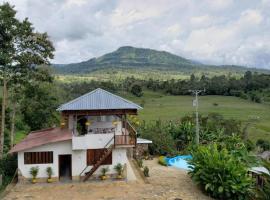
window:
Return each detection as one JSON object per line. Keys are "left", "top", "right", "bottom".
{"left": 87, "top": 149, "right": 112, "bottom": 165}
{"left": 24, "top": 151, "right": 53, "bottom": 164}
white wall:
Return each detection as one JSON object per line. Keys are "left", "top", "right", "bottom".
{"left": 18, "top": 140, "right": 128, "bottom": 179}
{"left": 80, "top": 148, "right": 128, "bottom": 175}
{"left": 18, "top": 140, "right": 73, "bottom": 178}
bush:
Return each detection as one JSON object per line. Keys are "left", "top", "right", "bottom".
{"left": 143, "top": 166, "right": 149, "bottom": 177}
{"left": 0, "top": 154, "right": 17, "bottom": 187}
{"left": 158, "top": 156, "right": 167, "bottom": 166}
{"left": 137, "top": 159, "right": 143, "bottom": 168}
{"left": 256, "top": 139, "right": 270, "bottom": 151}
{"left": 188, "top": 144, "right": 253, "bottom": 200}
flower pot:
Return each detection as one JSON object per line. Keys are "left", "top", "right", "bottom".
{"left": 100, "top": 175, "right": 107, "bottom": 180}
{"left": 32, "top": 178, "right": 37, "bottom": 184}
{"left": 47, "top": 178, "right": 53, "bottom": 183}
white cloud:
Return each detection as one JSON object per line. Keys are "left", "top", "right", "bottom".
{"left": 1, "top": 0, "right": 270, "bottom": 69}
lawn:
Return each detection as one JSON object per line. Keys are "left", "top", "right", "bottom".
{"left": 119, "top": 91, "right": 270, "bottom": 142}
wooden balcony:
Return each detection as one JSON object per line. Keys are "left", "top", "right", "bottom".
{"left": 115, "top": 135, "right": 136, "bottom": 146}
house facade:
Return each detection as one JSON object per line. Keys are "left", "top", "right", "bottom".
{"left": 10, "top": 88, "right": 146, "bottom": 182}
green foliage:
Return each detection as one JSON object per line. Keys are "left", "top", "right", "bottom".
{"left": 30, "top": 167, "right": 39, "bottom": 179}
{"left": 143, "top": 166, "right": 149, "bottom": 177}
{"left": 189, "top": 144, "right": 253, "bottom": 200}
{"left": 257, "top": 139, "right": 270, "bottom": 151}
{"left": 136, "top": 159, "right": 143, "bottom": 168}
{"left": 46, "top": 167, "right": 53, "bottom": 178}
{"left": 20, "top": 82, "right": 60, "bottom": 130}
{"left": 131, "top": 84, "right": 143, "bottom": 97}
{"left": 139, "top": 120, "right": 176, "bottom": 155}
{"left": 0, "top": 154, "right": 17, "bottom": 187}
{"left": 114, "top": 163, "right": 123, "bottom": 176}
{"left": 158, "top": 156, "right": 167, "bottom": 166}
{"left": 101, "top": 167, "right": 109, "bottom": 176}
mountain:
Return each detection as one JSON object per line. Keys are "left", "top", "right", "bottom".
{"left": 53, "top": 46, "right": 269, "bottom": 74}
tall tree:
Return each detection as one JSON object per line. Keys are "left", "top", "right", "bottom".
{"left": 0, "top": 3, "right": 54, "bottom": 158}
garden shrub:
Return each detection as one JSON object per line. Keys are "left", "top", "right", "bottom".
{"left": 143, "top": 166, "right": 149, "bottom": 177}
{"left": 136, "top": 159, "right": 143, "bottom": 168}
{"left": 158, "top": 156, "right": 167, "bottom": 166}
{"left": 256, "top": 139, "right": 270, "bottom": 151}
{"left": 0, "top": 154, "right": 17, "bottom": 187}
{"left": 188, "top": 144, "right": 253, "bottom": 200}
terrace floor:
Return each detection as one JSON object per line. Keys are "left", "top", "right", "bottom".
{"left": 3, "top": 158, "right": 212, "bottom": 200}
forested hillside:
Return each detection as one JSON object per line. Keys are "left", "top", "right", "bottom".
{"left": 53, "top": 46, "right": 270, "bottom": 76}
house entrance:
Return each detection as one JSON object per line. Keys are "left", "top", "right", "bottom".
{"left": 59, "top": 154, "right": 72, "bottom": 181}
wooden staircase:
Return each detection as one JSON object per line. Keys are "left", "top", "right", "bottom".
{"left": 82, "top": 139, "right": 114, "bottom": 182}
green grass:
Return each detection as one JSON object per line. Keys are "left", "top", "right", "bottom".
{"left": 119, "top": 90, "right": 270, "bottom": 142}
{"left": 14, "top": 130, "right": 27, "bottom": 144}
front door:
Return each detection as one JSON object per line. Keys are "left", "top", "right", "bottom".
{"left": 59, "top": 154, "right": 72, "bottom": 181}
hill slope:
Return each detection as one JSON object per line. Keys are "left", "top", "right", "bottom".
{"left": 53, "top": 46, "right": 269, "bottom": 75}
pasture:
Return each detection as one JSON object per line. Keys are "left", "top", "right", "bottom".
{"left": 120, "top": 91, "right": 270, "bottom": 142}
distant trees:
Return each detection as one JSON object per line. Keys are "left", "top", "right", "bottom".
{"left": 131, "top": 84, "right": 143, "bottom": 97}
{"left": 120, "top": 71, "right": 270, "bottom": 103}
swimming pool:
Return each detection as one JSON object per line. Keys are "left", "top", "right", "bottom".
{"left": 167, "top": 155, "right": 192, "bottom": 170}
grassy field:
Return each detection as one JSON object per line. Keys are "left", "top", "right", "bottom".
{"left": 119, "top": 91, "right": 270, "bottom": 142}
{"left": 14, "top": 91, "right": 270, "bottom": 144}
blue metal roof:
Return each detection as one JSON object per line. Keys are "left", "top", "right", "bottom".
{"left": 57, "top": 88, "right": 142, "bottom": 111}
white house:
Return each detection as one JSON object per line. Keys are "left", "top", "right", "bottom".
{"left": 10, "top": 88, "right": 147, "bottom": 182}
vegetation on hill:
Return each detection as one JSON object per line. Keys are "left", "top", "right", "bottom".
{"left": 53, "top": 46, "right": 270, "bottom": 76}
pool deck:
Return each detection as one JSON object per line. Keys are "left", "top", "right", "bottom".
{"left": 3, "top": 158, "right": 212, "bottom": 200}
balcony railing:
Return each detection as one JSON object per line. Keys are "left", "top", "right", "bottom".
{"left": 114, "top": 135, "right": 136, "bottom": 146}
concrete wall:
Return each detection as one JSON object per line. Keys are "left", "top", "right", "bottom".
{"left": 18, "top": 140, "right": 128, "bottom": 180}
{"left": 71, "top": 115, "right": 124, "bottom": 150}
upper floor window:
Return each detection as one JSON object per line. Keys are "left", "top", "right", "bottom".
{"left": 24, "top": 151, "right": 53, "bottom": 164}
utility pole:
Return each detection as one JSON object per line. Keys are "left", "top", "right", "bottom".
{"left": 189, "top": 89, "right": 205, "bottom": 145}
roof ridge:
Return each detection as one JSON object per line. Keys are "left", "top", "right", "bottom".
{"left": 101, "top": 89, "right": 143, "bottom": 109}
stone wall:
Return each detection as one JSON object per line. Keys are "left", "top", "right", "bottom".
{"left": 134, "top": 144, "right": 149, "bottom": 159}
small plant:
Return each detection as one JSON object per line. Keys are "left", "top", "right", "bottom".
{"left": 100, "top": 167, "right": 109, "bottom": 180}
{"left": 143, "top": 166, "right": 149, "bottom": 177}
{"left": 30, "top": 166, "right": 39, "bottom": 183}
{"left": 46, "top": 167, "right": 53, "bottom": 183}
{"left": 114, "top": 163, "right": 124, "bottom": 179}
{"left": 137, "top": 159, "right": 143, "bottom": 168}
{"left": 213, "top": 102, "right": 219, "bottom": 106}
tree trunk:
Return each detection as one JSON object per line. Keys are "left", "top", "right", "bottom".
{"left": 10, "top": 101, "right": 17, "bottom": 147}
{"left": 0, "top": 78, "right": 7, "bottom": 159}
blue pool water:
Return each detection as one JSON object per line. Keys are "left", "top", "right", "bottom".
{"left": 167, "top": 155, "right": 192, "bottom": 170}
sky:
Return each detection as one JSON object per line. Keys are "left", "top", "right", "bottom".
{"left": 2, "top": 0, "right": 270, "bottom": 69}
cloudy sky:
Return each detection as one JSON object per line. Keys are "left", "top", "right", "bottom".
{"left": 2, "top": 0, "right": 270, "bottom": 68}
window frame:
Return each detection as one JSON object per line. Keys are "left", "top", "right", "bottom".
{"left": 24, "top": 151, "right": 53, "bottom": 164}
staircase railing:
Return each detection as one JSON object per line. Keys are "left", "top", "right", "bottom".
{"left": 79, "top": 136, "right": 115, "bottom": 181}
{"left": 122, "top": 120, "right": 137, "bottom": 146}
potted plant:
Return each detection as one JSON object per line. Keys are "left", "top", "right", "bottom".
{"left": 100, "top": 167, "right": 109, "bottom": 180}
{"left": 114, "top": 163, "right": 124, "bottom": 179}
{"left": 30, "top": 167, "right": 39, "bottom": 183}
{"left": 46, "top": 167, "right": 53, "bottom": 183}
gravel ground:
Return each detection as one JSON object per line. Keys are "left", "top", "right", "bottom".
{"left": 3, "top": 158, "right": 212, "bottom": 200}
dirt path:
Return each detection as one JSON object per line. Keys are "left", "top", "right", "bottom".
{"left": 3, "top": 159, "right": 212, "bottom": 200}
